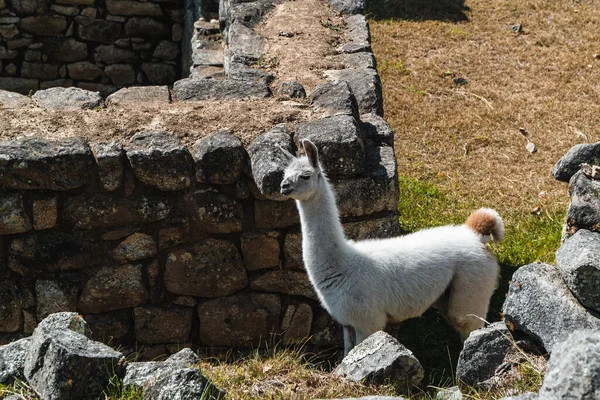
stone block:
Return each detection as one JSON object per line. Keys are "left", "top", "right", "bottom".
{"left": 227, "top": 21, "right": 268, "bottom": 62}
{"left": 112, "top": 233, "right": 157, "bottom": 264}
{"left": 134, "top": 306, "right": 193, "bottom": 344}
{"left": 127, "top": 131, "right": 194, "bottom": 191}
{"left": 75, "top": 16, "right": 122, "bottom": 44}
{"left": 83, "top": 309, "right": 132, "bottom": 342}
{"left": 106, "top": 86, "right": 170, "bottom": 108}
{"left": 361, "top": 113, "right": 394, "bottom": 147}
{"left": 335, "top": 52, "right": 377, "bottom": 69}
{"left": 295, "top": 115, "right": 365, "bottom": 176}
{"left": 0, "top": 90, "right": 32, "bottom": 109}
{"left": 345, "top": 14, "right": 370, "bottom": 43}
{"left": 8, "top": 0, "right": 49, "bottom": 13}
{"left": 327, "top": 0, "right": 364, "bottom": 15}
{"left": 325, "top": 68, "right": 383, "bottom": 116}
{"left": 91, "top": 141, "right": 124, "bottom": 191}
{"left": 43, "top": 38, "right": 88, "bottom": 62}
{"left": 255, "top": 199, "right": 299, "bottom": 229}
{"left": 565, "top": 171, "right": 600, "bottom": 236}
{"left": 0, "top": 77, "right": 38, "bottom": 95}
{"left": 39, "top": 79, "right": 74, "bottom": 90}
{"left": 77, "top": 82, "right": 118, "bottom": 97}
{"left": 250, "top": 270, "right": 317, "bottom": 300}
{"left": 94, "top": 45, "right": 137, "bottom": 64}
{"left": 125, "top": 17, "right": 169, "bottom": 39}
{"left": 32, "top": 87, "right": 103, "bottom": 110}
{"left": 0, "top": 24, "right": 18, "bottom": 40}
{"left": 106, "top": 0, "right": 163, "bottom": 16}
{"left": 158, "top": 224, "right": 189, "bottom": 250}
{"left": 240, "top": 232, "right": 280, "bottom": 270}
{"left": 164, "top": 239, "right": 247, "bottom": 297}
{"left": 35, "top": 280, "right": 78, "bottom": 321}
{"left": 186, "top": 189, "right": 243, "bottom": 233}
{"left": 281, "top": 303, "right": 312, "bottom": 344}
{"left": 67, "top": 61, "right": 103, "bottom": 81}
{"left": 55, "top": 0, "right": 95, "bottom": 5}
{"left": 0, "top": 337, "right": 30, "bottom": 384}
{"left": 248, "top": 125, "right": 296, "bottom": 200}
{"left": 21, "top": 62, "right": 58, "bottom": 80}
{"left": 0, "top": 282, "right": 22, "bottom": 333}
{"left": 142, "top": 62, "right": 177, "bottom": 85}
{"left": 0, "top": 47, "right": 18, "bottom": 60}
{"left": 310, "top": 81, "right": 359, "bottom": 119}
{"left": 283, "top": 232, "right": 303, "bottom": 270}
{"left": 198, "top": 293, "right": 281, "bottom": 347}
{"left": 343, "top": 214, "right": 401, "bottom": 241}
{"left": 153, "top": 40, "right": 180, "bottom": 61}
{"left": 105, "top": 63, "right": 136, "bottom": 85}
{"left": 552, "top": 141, "right": 600, "bottom": 182}
{"left": 173, "top": 77, "right": 271, "bottom": 100}
{"left": 50, "top": 4, "right": 78, "bottom": 15}
{"left": 19, "top": 16, "right": 67, "bottom": 36}
{"left": 276, "top": 81, "right": 306, "bottom": 99}
{"left": 0, "top": 194, "right": 31, "bottom": 235}
{"left": 192, "top": 131, "right": 245, "bottom": 185}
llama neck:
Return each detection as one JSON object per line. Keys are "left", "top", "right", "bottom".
{"left": 296, "top": 176, "right": 347, "bottom": 274}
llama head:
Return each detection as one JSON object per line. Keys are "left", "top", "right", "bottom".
{"left": 280, "top": 139, "right": 322, "bottom": 201}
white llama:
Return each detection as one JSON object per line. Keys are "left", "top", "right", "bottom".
{"left": 280, "top": 140, "right": 504, "bottom": 355}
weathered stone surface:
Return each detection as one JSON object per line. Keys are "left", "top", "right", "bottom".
{"left": 0, "top": 283, "right": 22, "bottom": 333}
{"left": 84, "top": 309, "right": 132, "bottom": 342}
{"left": 324, "top": 68, "right": 383, "bottom": 116}
{"left": 21, "top": 62, "right": 58, "bottom": 80}
{"left": 24, "top": 312, "right": 125, "bottom": 400}
{"left": 192, "top": 50, "right": 224, "bottom": 67}
{"left": 241, "top": 232, "right": 280, "bottom": 270}
{"left": 0, "top": 24, "right": 18, "bottom": 40}
{"left": 105, "top": 63, "right": 136, "bottom": 85}
{"left": 9, "top": 232, "right": 98, "bottom": 274}
{"left": 498, "top": 394, "right": 539, "bottom": 400}
{"left": 124, "top": 350, "right": 199, "bottom": 389}
{"left": 565, "top": 171, "right": 600, "bottom": 237}
{"left": 127, "top": 131, "right": 194, "bottom": 191}
{"left": 91, "top": 141, "right": 124, "bottom": 191}
{"left": 50, "top": 4, "right": 78, "bottom": 15}
{"left": 335, "top": 52, "right": 376, "bottom": 69}
{"left": 277, "top": 81, "right": 306, "bottom": 99}
{"left": 503, "top": 262, "right": 600, "bottom": 354}
{"left": 345, "top": 14, "right": 370, "bottom": 43}
{"left": 0, "top": 46, "right": 18, "bottom": 60}
{"left": 153, "top": 40, "right": 180, "bottom": 60}
{"left": 67, "top": 61, "right": 103, "bottom": 81}
{"left": 456, "top": 322, "right": 513, "bottom": 386}
{"left": 35, "top": 280, "right": 78, "bottom": 321}
{"left": 142, "top": 62, "right": 177, "bottom": 85}
{"left": 40, "top": 78, "right": 74, "bottom": 90}
{"left": 198, "top": 293, "right": 281, "bottom": 347}
{"left": 173, "top": 77, "right": 270, "bottom": 100}
{"left": 106, "top": 0, "right": 163, "bottom": 16}
{"left": 310, "top": 308, "right": 343, "bottom": 347}
{"left": 226, "top": 61, "right": 274, "bottom": 84}
{"left": 556, "top": 229, "right": 600, "bottom": 312}
{"left": 134, "top": 306, "right": 193, "bottom": 344}
{"left": 0, "top": 89, "right": 32, "bottom": 108}
{"left": 95, "top": 45, "right": 137, "bottom": 64}
{"left": 296, "top": 115, "right": 365, "bottom": 176}
{"left": 32, "top": 197, "right": 57, "bottom": 231}
{"left": 0, "top": 194, "right": 31, "bottom": 234}
{"left": 283, "top": 231, "right": 303, "bottom": 270}
{"left": 164, "top": 239, "right": 247, "bottom": 297}
{"left": 106, "top": 86, "right": 170, "bottom": 108}
{"left": 250, "top": 270, "right": 317, "bottom": 300}
{"left": 32, "top": 87, "right": 103, "bottom": 110}
{"left": 0, "top": 77, "right": 38, "bottom": 94}
{"left": 186, "top": 189, "right": 243, "bottom": 233}
{"left": 43, "top": 38, "right": 88, "bottom": 62}
{"left": 248, "top": 125, "right": 296, "bottom": 200}
{"left": 336, "top": 331, "right": 424, "bottom": 387}
{"left": 361, "top": 113, "right": 394, "bottom": 147}
{"left": 227, "top": 21, "right": 268, "bottom": 62}
{"left": 158, "top": 224, "right": 189, "bottom": 250}
{"left": 8, "top": 0, "right": 48, "bottom": 13}
{"left": 327, "top": 0, "right": 364, "bottom": 15}
{"left": 56, "top": 0, "right": 95, "bottom": 5}
{"left": 192, "top": 131, "right": 245, "bottom": 184}
{"left": 77, "top": 82, "right": 118, "bottom": 97}
{"left": 0, "top": 337, "right": 31, "bottom": 384}
{"left": 63, "top": 195, "right": 184, "bottom": 229}
{"left": 79, "top": 264, "right": 148, "bottom": 313}
{"left": 281, "top": 303, "right": 312, "bottom": 344}
{"left": 125, "top": 17, "right": 169, "bottom": 39}
{"left": 144, "top": 367, "right": 219, "bottom": 400}
{"left": 226, "top": 0, "right": 274, "bottom": 29}
{"left": 255, "top": 199, "right": 300, "bottom": 229}
{"left": 20, "top": 16, "right": 67, "bottom": 36}
{"left": 310, "top": 81, "right": 359, "bottom": 119}
{"left": 552, "top": 142, "right": 600, "bottom": 182}
{"left": 334, "top": 146, "right": 399, "bottom": 217}
{"left": 113, "top": 233, "right": 157, "bottom": 264}
{"left": 540, "top": 329, "right": 600, "bottom": 399}
{"left": 343, "top": 214, "right": 401, "bottom": 241}
{"left": 75, "top": 16, "right": 122, "bottom": 44}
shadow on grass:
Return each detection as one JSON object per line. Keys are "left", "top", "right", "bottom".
{"left": 366, "top": 0, "right": 470, "bottom": 22}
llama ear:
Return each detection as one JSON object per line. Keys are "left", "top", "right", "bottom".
{"left": 302, "top": 139, "right": 319, "bottom": 168}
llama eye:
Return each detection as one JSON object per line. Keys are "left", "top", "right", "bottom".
{"left": 300, "top": 175, "right": 311, "bottom": 180}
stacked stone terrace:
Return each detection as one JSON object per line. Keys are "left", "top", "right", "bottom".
{"left": 0, "top": 0, "right": 398, "bottom": 358}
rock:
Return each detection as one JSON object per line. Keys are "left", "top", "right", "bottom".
{"left": 77, "top": 82, "right": 118, "bottom": 97}
{"left": 192, "top": 131, "right": 245, "bottom": 184}
{"left": 158, "top": 224, "right": 189, "bottom": 250}
{"left": 345, "top": 14, "right": 370, "bottom": 43}
{"left": 335, "top": 331, "right": 424, "bottom": 387}
{"left": 127, "top": 131, "right": 194, "bottom": 191}
{"left": 106, "top": 0, "right": 162, "bottom": 16}
{"left": 434, "top": 386, "right": 462, "bottom": 400}
{"left": 124, "top": 348, "right": 199, "bottom": 389}
{"left": 502, "top": 262, "right": 600, "bottom": 354}
{"left": 43, "top": 38, "right": 88, "bottom": 62}
{"left": 0, "top": 337, "right": 31, "bottom": 384}
{"left": 310, "top": 308, "right": 343, "bottom": 347}
{"left": 75, "top": 16, "right": 122, "bottom": 44}
{"left": 0, "top": 282, "right": 22, "bottom": 333}
{"left": 91, "top": 141, "right": 124, "bottom": 191}
{"left": 166, "top": 348, "right": 199, "bottom": 365}
{"left": 226, "top": 61, "right": 274, "bottom": 84}
{"left": 580, "top": 162, "right": 600, "bottom": 179}
{"left": 295, "top": 115, "right": 365, "bottom": 176}
{"left": 0, "top": 194, "right": 31, "bottom": 234}
{"left": 276, "top": 81, "right": 306, "bottom": 99}
{"left": 552, "top": 141, "right": 600, "bottom": 182}
{"left": 143, "top": 367, "right": 221, "bottom": 400}
{"left": 310, "top": 81, "right": 359, "bottom": 119}
{"left": 173, "top": 77, "right": 270, "bottom": 100}
{"left": 67, "top": 61, "right": 103, "bottom": 81}
{"left": 164, "top": 239, "right": 247, "bottom": 297}
{"left": 105, "top": 63, "right": 136, "bottom": 85}
{"left": 241, "top": 232, "right": 280, "bottom": 270}
{"left": 327, "top": 0, "right": 364, "bottom": 15}
{"left": 32, "top": 87, "right": 103, "bottom": 110}
{"left": 281, "top": 303, "right": 312, "bottom": 344}
{"left": 343, "top": 214, "right": 401, "bottom": 241}
{"left": 35, "top": 280, "right": 78, "bottom": 321}
{"left": 324, "top": 68, "right": 383, "bottom": 116}
{"left": 8, "top": 0, "right": 48, "bottom": 13}
{"left": 94, "top": 45, "right": 137, "bottom": 64}
{"left": 248, "top": 125, "right": 296, "bottom": 200}
{"left": 565, "top": 171, "right": 600, "bottom": 236}
{"left": 498, "top": 394, "right": 539, "bottom": 400}
{"left": 361, "top": 113, "right": 394, "bottom": 146}
{"left": 125, "top": 17, "right": 169, "bottom": 39}
{"left": 21, "top": 62, "right": 58, "bottom": 80}
{"left": 556, "top": 229, "right": 600, "bottom": 312}
{"left": 33, "top": 197, "right": 58, "bottom": 230}
{"left": 40, "top": 79, "right": 74, "bottom": 90}
{"left": 106, "top": 86, "right": 170, "bottom": 108}
{"left": 0, "top": 89, "right": 32, "bottom": 109}
{"left": 0, "top": 47, "right": 18, "bottom": 60}
{"left": 198, "top": 293, "right": 281, "bottom": 347}
{"left": 0, "top": 77, "right": 38, "bottom": 95}
{"left": 142, "top": 63, "right": 177, "bottom": 85}
{"left": 283, "top": 232, "right": 303, "bottom": 270}
{"left": 255, "top": 199, "right": 300, "bottom": 229}
{"left": 112, "top": 233, "right": 157, "bottom": 263}
{"left": 250, "top": 270, "right": 317, "bottom": 300}
{"left": 226, "top": 0, "right": 274, "bottom": 29}
{"left": 134, "top": 306, "right": 193, "bottom": 344}
{"left": 84, "top": 310, "right": 132, "bottom": 342}
{"left": 456, "top": 322, "right": 513, "bottom": 385}
{"left": 539, "top": 329, "right": 600, "bottom": 399}
{"left": 8, "top": 232, "right": 98, "bottom": 274}
{"left": 186, "top": 189, "right": 243, "bottom": 233}
{"left": 19, "top": 15, "right": 67, "bottom": 36}
{"left": 24, "top": 312, "right": 125, "bottom": 400}
{"left": 227, "top": 21, "right": 268, "bottom": 62}
{"left": 153, "top": 40, "right": 180, "bottom": 61}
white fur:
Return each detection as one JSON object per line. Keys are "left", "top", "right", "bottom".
{"left": 280, "top": 140, "right": 503, "bottom": 355}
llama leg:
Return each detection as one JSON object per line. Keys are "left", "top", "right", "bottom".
{"left": 343, "top": 326, "right": 356, "bottom": 356}
{"left": 355, "top": 328, "right": 377, "bottom": 346}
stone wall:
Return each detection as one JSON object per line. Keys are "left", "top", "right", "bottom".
{"left": 0, "top": 0, "right": 185, "bottom": 95}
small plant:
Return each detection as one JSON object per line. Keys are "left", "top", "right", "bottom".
{"left": 320, "top": 18, "right": 345, "bottom": 33}
{"left": 255, "top": 53, "right": 281, "bottom": 69}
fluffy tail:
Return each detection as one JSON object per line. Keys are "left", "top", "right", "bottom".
{"left": 465, "top": 208, "right": 505, "bottom": 244}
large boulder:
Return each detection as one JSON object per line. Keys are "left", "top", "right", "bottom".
{"left": 502, "top": 263, "right": 600, "bottom": 354}
{"left": 24, "top": 312, "right": 125, "bottom": 400}
{"left": 324, "top": 69, "right": 382, "bottom": 116}
{"left": 556, "top": 229, "right": 600, "bottom": 313}
{"left": 309, "top": 81, "right": 359, "bottom": 120}
{"left": 552, "top": 141, "right": 600, "bottom": 182}
{"left": 540, "top": 329, "right": 600, "bottom": 399}
{"left": 564, "top": 171, "right": 600, "bottom": 237}
{"left": 0, "top": 337, "right": 31, "bottom": 384}
{"left": 335, "top": 331, "right": 424, "bottom": 388}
